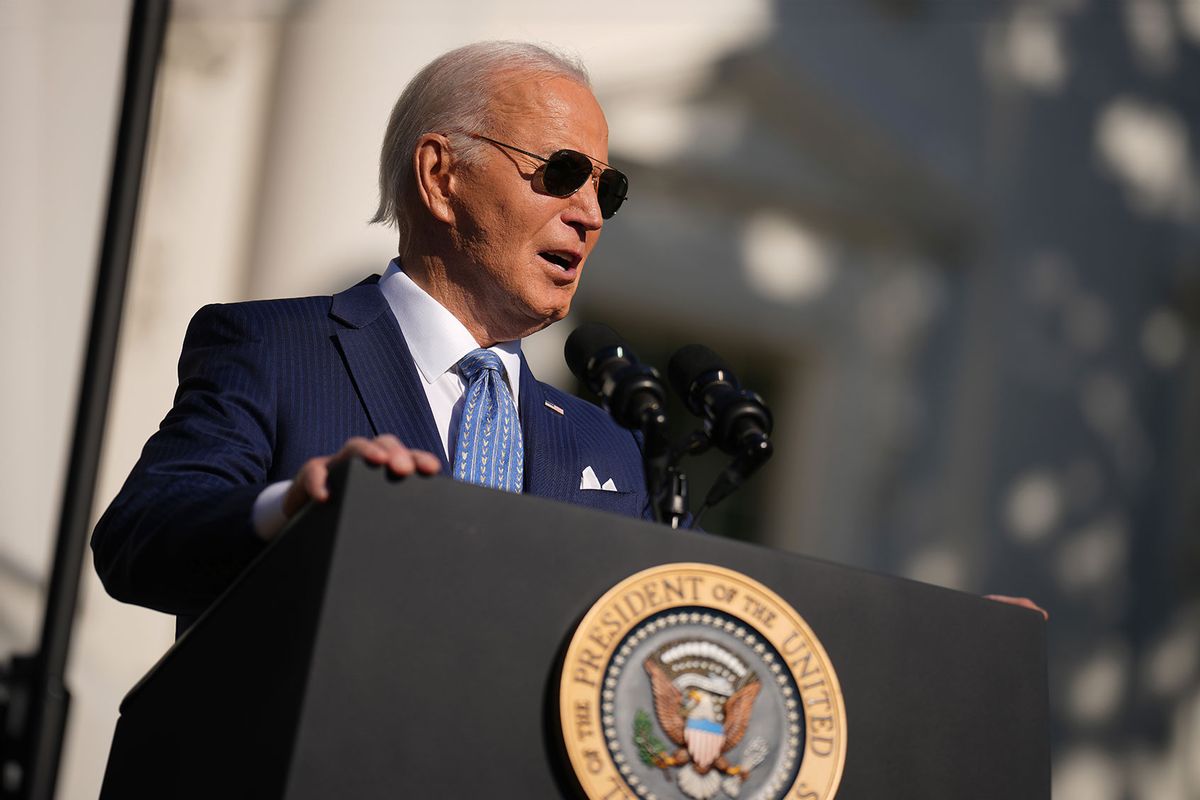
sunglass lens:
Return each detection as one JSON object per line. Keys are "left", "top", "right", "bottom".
{"left": 542, "top": 151, "right": 594, "bottom": 197}
{"left": 540, "top": 149, "right": 628, "bottom": 219}
{"left": 597, "top": 169, "right": 628, "bottom": 219}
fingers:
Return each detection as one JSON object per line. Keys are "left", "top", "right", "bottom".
{"left": 283, "top": 455, "right": 331, "bottom": 518}
{"left": 411, "top": 447, "right": 443, "bottom": 475}
{"left": 301, "top": 456, "right": 331, "bottom": 501}
{"left": 985, "top": 594, "right": 1049, "bottom": 621}
{"left": 334, "top": 435, "right": 391, "bottom": 465}
{"left": 337, "top": 434, "right": 442, "bottom": 477}
{"left": 325, "top": 435, "right": 440, "bottom": 474}
{"left": 288, "top": 435, "right": 443, "bottom": 518}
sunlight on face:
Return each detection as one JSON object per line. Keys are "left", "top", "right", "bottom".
{"left": 446, "top": 74, "right": 610, "bottom": 342}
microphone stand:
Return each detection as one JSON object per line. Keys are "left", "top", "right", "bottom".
{"left": 664, "top": 427, "right": 773, "bottom": 529}
{"left": 639, "top": 409, "right": 684, "bottom": 528}
{"left": 656, "top": 430, "right": 711, "bottom": 529}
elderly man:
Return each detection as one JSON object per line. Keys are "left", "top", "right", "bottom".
{"left": 92, "top": 42, "right": 644, "bottom": 629}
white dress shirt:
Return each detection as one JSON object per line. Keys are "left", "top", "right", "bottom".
{"left": 252, "top": 260, "right": 523, "bottom": 539}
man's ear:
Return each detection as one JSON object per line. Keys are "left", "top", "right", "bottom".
{"left": 414, "top": 133, "right": 456, "bottom": 225}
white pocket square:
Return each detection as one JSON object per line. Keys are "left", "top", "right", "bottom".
{"left": 580, "top": 466, "right": 618, "bottom": 492}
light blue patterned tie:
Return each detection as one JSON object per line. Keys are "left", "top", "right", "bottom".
{"left": 453, "top": 349, "right": 524, "bottom": 492}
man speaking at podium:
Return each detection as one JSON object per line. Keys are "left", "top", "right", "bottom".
{"left": 91, "top": 42, "right": 646, "bottom": 631}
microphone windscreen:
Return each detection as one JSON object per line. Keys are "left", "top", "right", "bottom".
{"left": 564, "top": 323, "right": 626, "bottom": 381}
{"left": 668, "top": 344, "right": 730, "bottom": 398}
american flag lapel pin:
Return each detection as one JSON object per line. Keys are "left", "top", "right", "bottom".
{"left": 544, "top": 400, "right": 565, "bottom": 416}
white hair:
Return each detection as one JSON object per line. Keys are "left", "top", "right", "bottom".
{"left": 371, "top": 41, "right": 591, "bottom": 247}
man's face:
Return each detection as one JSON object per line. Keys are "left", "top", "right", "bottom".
{"left": 444, "top": 73, "right": 610, "bottom": 342}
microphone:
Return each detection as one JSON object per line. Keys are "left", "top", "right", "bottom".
{"left": 566, "top": 323, "right": 676, "bottom": 524}
{"left": 668, "top": 344, "right": 772, "bottom": 455}
{"left": 564, "top": 323, "right": 667, "bottom": 432}
{"left": 668, "top": 344, "right": 773, "bottom": 508}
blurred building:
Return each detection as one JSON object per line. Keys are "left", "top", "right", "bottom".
{"left": 2, "top": 1, "right": 1198, "bottom": 798}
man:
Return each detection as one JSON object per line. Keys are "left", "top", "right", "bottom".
{"left": 92, "top": 42, "right": 646, "bottom": 629}
{"left": 92, "top": 41, "right": 1046, "bottom": 629}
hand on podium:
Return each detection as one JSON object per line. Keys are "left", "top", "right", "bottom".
{"left": 283, "top": 434, "right": 442, "bottom": 519}
{"left": 985, "top": 594, "right": 1049, "bottom": 620}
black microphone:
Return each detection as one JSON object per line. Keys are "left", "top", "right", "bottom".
{"left": 668, "top": 344, "right": 773, "bottom": 509}
{"left": 564, "top": 323, "right": 667, "bottom": 432}
{"left": 668, "top": 344, "right": 772, "bottom": 455}
{"left": 566, "top": 323, "right": 676, "bottom": 524}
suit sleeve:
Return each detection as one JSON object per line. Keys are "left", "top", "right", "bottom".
{"left": 91, "top": 303, "right": 279, "bottom": 617}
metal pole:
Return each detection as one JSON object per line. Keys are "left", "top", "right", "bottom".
{"left": 18, "top": 2, "right": 170, "bottom": 798}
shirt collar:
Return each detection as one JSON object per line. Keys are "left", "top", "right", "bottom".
{"left": 378, "top": 259, "right": 522, "bottom": 393}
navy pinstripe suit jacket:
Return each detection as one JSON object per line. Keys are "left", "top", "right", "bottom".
{"left": 91, "top": 276, "right": 648, "bottom": 621}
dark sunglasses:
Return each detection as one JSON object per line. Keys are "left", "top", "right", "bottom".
{"left": 470, "top": 134, "right": 628, "bottom": 219}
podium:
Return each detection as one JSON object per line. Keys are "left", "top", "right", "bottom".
{"left": 100, "top": 460, "right": 1048, "bottom": 798}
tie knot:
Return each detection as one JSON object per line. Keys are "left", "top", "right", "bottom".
{"left": 459, "top": 348, "right": 504, "bottom": 383}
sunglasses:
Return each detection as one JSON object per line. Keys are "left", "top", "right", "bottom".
{"left": 470, "top": 134, "right": 628, "bottom": 219}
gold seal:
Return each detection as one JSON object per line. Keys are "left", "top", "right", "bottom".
{"left": 560, "top": 563, "right": 847, "bottom": 800}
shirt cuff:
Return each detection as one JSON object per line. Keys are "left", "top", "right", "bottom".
{"left": 252, "top": 480, "right": 292, "bottom": 540}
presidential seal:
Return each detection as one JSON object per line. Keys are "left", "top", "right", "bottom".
{"left": 560, "top": 563, "right": 847, "bottom": 800}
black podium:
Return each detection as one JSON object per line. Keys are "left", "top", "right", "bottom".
{"left": 100, "top": 460, "right": 1048, "bottom": 798}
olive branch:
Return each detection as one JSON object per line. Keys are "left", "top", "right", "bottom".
{"left": 633, "top": 709, "right": 668, "bottom": 766}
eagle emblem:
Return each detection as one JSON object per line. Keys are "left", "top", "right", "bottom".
{"left": 637, "top": 639, "right": 769, "bottom": 799}
{"left": 560, "top": 566, "right": 845, "bottom": 800}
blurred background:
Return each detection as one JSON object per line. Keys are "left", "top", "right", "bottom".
{"left": 2, "top": 0, "right": 1199, "bottom": 797}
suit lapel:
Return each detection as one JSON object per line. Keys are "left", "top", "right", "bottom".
{"left": 328, "top": 278, "right": 580, "bottom": 491}
{"left": 519, "top": 356, "right": 579, "bottom": 501}
{"left": 330, "top": 281, "right": 450, "bottom": 470}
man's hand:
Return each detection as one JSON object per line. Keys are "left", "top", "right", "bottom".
{"left": 282, "top": 435, "right": 442, "bottom": 518}
{"left": 985, "top": 594, "right": 1049, "bottom": 620}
